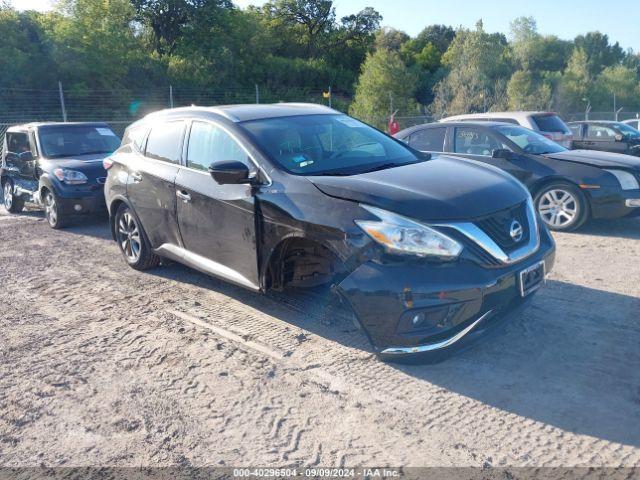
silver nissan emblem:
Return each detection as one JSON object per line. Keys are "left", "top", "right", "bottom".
{"left": 510, "top": 220, "right": 524, "bottom": 242}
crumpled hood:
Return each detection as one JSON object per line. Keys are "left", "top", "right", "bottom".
{"left": 40, "top": 154, "right": 108, "bottom": 179}
{"left": 544, "top": 150, "right": 640, "bottom": 170}
{"left": 307, "top": 156, "right": 528, "bottom": 222}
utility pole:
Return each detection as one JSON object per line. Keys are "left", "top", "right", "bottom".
{"left": 58, "top": 81, "right": 67, "bottom": 122}
{"left": 169, "top": 85, "right": 174, "bottom": 108}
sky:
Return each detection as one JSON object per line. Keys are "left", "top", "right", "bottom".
{"left": 11, "top": 0, "right": 640, "bottom": 52}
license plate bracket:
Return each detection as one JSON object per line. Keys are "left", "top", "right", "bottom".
{"left": 519, "top": 260, "right": 546, "bottom": 297}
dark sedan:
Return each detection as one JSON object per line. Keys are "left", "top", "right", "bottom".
{"left": 104, "top": 104, "right": 555, "bottom": 360}
{"left": 395, "top": 121, "right": 640, "bottom": 231}
{"left": 568, "top": 120, "right": 640, "bottom": 157}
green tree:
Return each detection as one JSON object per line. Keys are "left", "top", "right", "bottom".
{"left": 432, "top": 21, "right": 512, "bottom": 116}
{"left": 349, "top": 48, "right": 418, "bottom": 130}
{"left": 593, "top": 65, "right": 640, "bottom": 112}
{"left": 374, "top": 27, "right": 409, "bottom": 52}
{"left": 574, "top": 31, "right": 625, "bottom": 77}
{"left": 556, "top": 48, "right": 592, "bottom": 114}
{"left": 507, "top": 70, "right": 552, "bottom": 110}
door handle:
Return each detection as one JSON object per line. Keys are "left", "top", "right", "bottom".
{"left": 131, "top": 172, "right": 143, "bottom": 183}
{"left": 176, "top": 190, "right": 191, "bottom": 203}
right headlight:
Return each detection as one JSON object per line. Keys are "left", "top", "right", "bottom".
{"left": 355, "top": 205, "right": 463, "bottom": 260}
{"left": 604, "top": 169, "right": 640, "bottom": 190}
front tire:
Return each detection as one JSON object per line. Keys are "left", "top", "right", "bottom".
{"left": 43, "top": 189, "right": 68, "bottom": 229}
{"left": 3, "top": 180, "right": 25, "bottom": 213}
{"left": 114, "top": 203, "right": 160, "bottom": 271}
{"left": 534, "top": 182, "right": 588, "bottom": 232}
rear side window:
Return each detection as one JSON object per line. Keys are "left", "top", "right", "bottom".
{"left": 531, "top": 114, "right": 570, "bottom": 133}
{"left": 145, "top": 121, "right": 185, "bottom": 163}
{"left": 569, "top": 124, "right": 582, "bottom": 137}
{"left": 186, "top": 121, "right": 247, "bottom": 171}
{"left": 408, "top": 128, "right": 445, "bottom": 152}
{"left": 122, "top": 126, "right": 148, "bottom": 151}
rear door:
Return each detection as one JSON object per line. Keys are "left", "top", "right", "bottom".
{"left": 583, "top": 124, "right": 627, "bottom": 154}
{"left": 175, "top": 120, "right": 259, "bottom": 290}
{"left": 126, "top": 120, "right": 184, "bottom": 249}
{"left": 450, "top": 126, "right": 532, "bottom": 183}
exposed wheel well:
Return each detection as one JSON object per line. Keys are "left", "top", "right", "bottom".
{"left": 264, "top": 237, "right": 343, "bottom": 291}
{"left": 109, "top": 199, "right": 126, "bottom": 239}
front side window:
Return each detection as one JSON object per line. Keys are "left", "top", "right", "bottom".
{"left": 613, "top": 122, "right": 640, "bottom": 138}
{"left": 453, "top": 128, "right": 509, "bottom": 156}
{"left": 6, "top": 132, "right": 31, "bottom": 155}
{"left": 186, "top": 121, "right": 247, "bottom": 171}
{"left": 38, "top": 125, "right": 120, "bottom": 159}
{"left": 587, "top": 125, "right": 617, "bottom": 140}
{"left": 145, "top": 121, "right": 185, "bottom": 163}
{"left": 497, "top": 125, "right": 566, "bottom": 154}
{"left": 409, "top": 128, "right": 445, "bottom": 152}
{"left": 240, "top": 114, "right": 423, "bottom": 176}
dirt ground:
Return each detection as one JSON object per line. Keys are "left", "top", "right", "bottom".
{"left": 1, "top": 203, "right": 639, "bottom": 468}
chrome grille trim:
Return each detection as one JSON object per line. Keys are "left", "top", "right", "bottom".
{"left": 433, "top": 198, "right": 540, "bottom": 265}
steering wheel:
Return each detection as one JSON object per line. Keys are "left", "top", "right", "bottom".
{"left": 329, "top": 142, "right": 378, "bottom": 160}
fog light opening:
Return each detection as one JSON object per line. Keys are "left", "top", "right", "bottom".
{"left": 74, "top": 204, "right": 83, "bottom": 212}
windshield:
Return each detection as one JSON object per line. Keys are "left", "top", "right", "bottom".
{"left": 239, "top": 114, "right": 423, "bottom": 175}
{"left": 39, "top": 125, "right": 121, "bottom": 158}
{"left": 497, "top": 125, "right": 567, "bottom": 155}
{"left": 614, "top": 122, "right": 640, "bottom": 137}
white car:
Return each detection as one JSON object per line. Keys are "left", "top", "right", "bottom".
{"left": 440, "top": 111, "right": 573, "bottom": 148}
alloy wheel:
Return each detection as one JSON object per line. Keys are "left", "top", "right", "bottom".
{"left": 537, "top": 189, "right": 579, "bottom": 228}
{"left": 44, "top": 191, "right": 58, "bottom": 227}
{"left": 4, "top": 183, "right": 12, "bottom": 210}
{"left": 117, "top": 211, "right": 142, "bottom": 262}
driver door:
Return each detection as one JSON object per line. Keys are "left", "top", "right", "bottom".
{"left": 450, "top": 127, "right": 531, "bottom": 183}
{"left": 175, "top": 120, "right": 260, "bottom": 291}
{"left": 4, "top": 131, "right": 38, "bottom": 190}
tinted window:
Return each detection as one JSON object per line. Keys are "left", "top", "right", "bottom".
{"left": 531, "top": 114, "right": 570, "bottom": 133}
{"left": 453, "top": 128, "right": 509, "bottom": 156}
{"left": 122, "top": 126, "right": 148, "bottom": 150}
{"left": 613, "top": 122, "right": 640, "bottom": 138}
{"left": 408, "top": 128, "right": 445, "bottom": 152}
{"left": 38, "top": 125, "right": 120, "bottom": 158}
{"left": 187, "top": 121, "right": 247, "bottom": 171}
{"left": 6, "top": 132, "right": 31, "bottom": 154}
{"left": 145, "top": 121, "right": 184, "bottom": 163}
{"left": 587, "top": 125, "right": 617, "bottom": 140}
{"left": 569, "top": 124, "right": 582, "bottom": 137}
{"left": 240, "top": 114, "right": 422, "bottom": 176}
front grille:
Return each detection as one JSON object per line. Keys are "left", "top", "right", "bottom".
{"left": 475, "top": 202, "right": 529, "bottom": 253}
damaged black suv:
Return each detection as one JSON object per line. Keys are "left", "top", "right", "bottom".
{"left": 104, "top": 104, "right": 555, "bottom": 359}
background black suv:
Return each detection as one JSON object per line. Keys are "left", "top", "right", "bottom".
{"left": 104, "top": 104, "right": 555, "bottom": 359}
{"left": 1, "top": 122, "right": 119, "bottom": 228}
{"left": 568, "top": 120, "right": 640, "bottom": 156}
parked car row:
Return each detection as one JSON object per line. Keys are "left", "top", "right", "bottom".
{"left": 0, "top": 104, "right": 638, "bottom": 362}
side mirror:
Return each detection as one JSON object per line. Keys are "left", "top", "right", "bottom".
{"left": 491, "top": 148, "right": 513, "bottom": 159}
{"left": 208, "top": 160, "right": 253, "bottom": 185}
{"left": 614, "top": 133, "right": 624, "bottom": 142}
{"left": 19, "top": 151, "right": 34, "bottom": 162}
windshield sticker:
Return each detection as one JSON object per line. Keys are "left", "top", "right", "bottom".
{"left": 298, "top": 160, "right": 314, "bottom": 168}
{"left": 96, "top": 128, "right": 116, "bottom": 136}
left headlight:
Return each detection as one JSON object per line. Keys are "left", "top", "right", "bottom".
{"left": 53, "top": 168, "right": 88, "bottom": 185}
{"left": 604, "top": 169, "right": 640, "bottom": 190}
{"left": 355, "top": 205, "right": 463, "bottom": 259}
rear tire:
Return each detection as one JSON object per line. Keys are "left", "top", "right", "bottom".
{"left": 114, "top": 203, "right": 161, "bottom": 271}
{"left": 43, "top": 189, "right": 68, "bottom": 229}
{"left": 3, "top": 180, "right": 25, "bottom": 213}
{"left": 534, "top": 182, "right": 588, "bottom": 232}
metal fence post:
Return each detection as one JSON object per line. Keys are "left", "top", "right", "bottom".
{"left": 169, "top": 85, "right": 174, "bottom": 108}
{"left": 255, "top": 84, "right": 260, "bottom": 104}
{"left": 58, "top": 81, "right": 67, "bottom": 122}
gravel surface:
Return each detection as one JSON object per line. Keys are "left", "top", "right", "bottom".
{"left": 1, "top": 205, "right": 639, "bottom": 468}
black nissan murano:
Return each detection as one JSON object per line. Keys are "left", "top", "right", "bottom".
{"left": 104, "top": 104, "right": 555, "bottom": 360}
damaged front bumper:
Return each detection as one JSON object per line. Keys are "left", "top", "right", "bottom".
{"left": 335, "top": 233, "right": 556, "bottom": 358}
